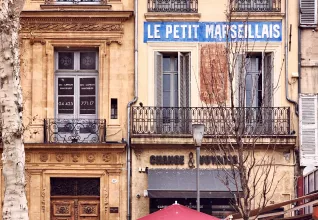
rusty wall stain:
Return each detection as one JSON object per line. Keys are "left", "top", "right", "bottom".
{"left": 200, "top": 43, "right": 228, "bottom": 104}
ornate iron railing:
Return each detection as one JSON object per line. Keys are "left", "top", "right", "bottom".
{"left": 148, "top": 0, "right": 198, "bottom": 13}
{"left": 44, "top": 119, "right": 106, "bottom": 144}
{"left": 231, "top": 0, "right": 281, "bottom": 12}
{"left": 45, "top": 0, "right": 106, "bottom": 4}
{"left": 132, "top": 107, "right": 290, "bottom": 136}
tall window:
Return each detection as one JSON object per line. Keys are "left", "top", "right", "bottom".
{"left": 54, "top": 50, "right": 99, "bottom": 142}
{"left": 155, "top": 52, "right": 190, "bottom": 107}
{"left": 154, "top": 52, "right": 191, "bottom": 133}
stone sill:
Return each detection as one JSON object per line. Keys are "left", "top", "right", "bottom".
{"left": 40, "top": 4, "right": 112, "bottom": 10}
{"left": 231, "top": 12, "right": 285, "bottom": 20}
{"left": 145, "top": 12, "right": 201, "bottom": 21}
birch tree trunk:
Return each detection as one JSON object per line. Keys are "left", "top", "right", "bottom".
{"left": 0, "top": 0, "right": 28, "bottom": 219}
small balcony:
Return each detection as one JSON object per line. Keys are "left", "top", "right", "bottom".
{"left": 44, "top": 119, "right": 106, "bottom": 144}
{"left": 44, "top": 0, "right": 107, "bottom": 5}
{"left": 231, "top": 0, "right": 281, "bottom": 12}
{"left": 132, "top": 107, "right": 290, "bottom": 136}
{"left": 148, "top": 0, "right": 198, "bottom": 13}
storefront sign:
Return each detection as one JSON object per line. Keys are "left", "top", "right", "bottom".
{"left": 150, "top": 153, "right": 238, "bottom": 167}
{"left": 144, "top": 21, "right": 282, "bottom": 42}
{"left": 150, "top": 155, "right": 185, "bottom": 165}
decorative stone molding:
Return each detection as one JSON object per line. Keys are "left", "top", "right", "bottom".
{"left": 21, "top": 22, "right": 123, "bottom": 32}
{"left": 71, "top": 153, "right": 80, "bottom": 162}
{"left": 86, "top": 153, "right": 96, "bottom": 163}
{"left": 102, "top": 153, "right": 112, "bottom": 162}
{"left": 25, "top": 153, "right": 31, "bottom": 163}
{"left": 134, "top": 149, "right": 143, "bottom": 160}
{"left": 56, "top": 153, "right": 64, "bottom": 162}
{"left": 41, "top": 188, "right": 46, "bottom": 212}
{"left": 40, "top": 153, "right": 48, "bottom": 162}
{"left": 104, "top": 188, "right": 109, "bottom": 214}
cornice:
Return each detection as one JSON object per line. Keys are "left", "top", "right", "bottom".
{"left": 20, "top": 11, "right": 133, "bottom": 33}
{"left": 21, "top": 10, "right": 133, "bottom": 20}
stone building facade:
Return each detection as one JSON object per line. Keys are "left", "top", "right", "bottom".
{"left": 131, "top": 0, "right": 299, "bottom": 219}
{"left": 0, "top": 0, "right": 134, "bottom": 219}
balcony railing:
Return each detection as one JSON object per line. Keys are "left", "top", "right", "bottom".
{"left": 44, "top": 119, "right": 106, "bottom": 144}
{"left": 231, "top": 0, "right": 281, "bottom": 12}
{"left": 132, "top": 107, "right": 290, "bottom": 136}
{"left": 44, "top": 0, "right": 106, "bottom": 5}
{"left": 148, "top": 0, "right": 198, "bottom": 13}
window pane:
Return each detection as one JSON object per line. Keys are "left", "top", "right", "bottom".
{"left": 163, "top": 92, "right": 170, "bottom": 107}
{"left": 163, "top": 57, "right": 170, "bottom": 71}
{"left": 58, "top": 52, "right": 74, "bottom": 70}
{"left": 163, "top": 74, "right": 170, "bottom": 91}
{"left": 58, "top": 78, "right": 74, "bottom": 95}
{"left": 58, "top": 97, "right": 74, "bottom": 114}
{"left": 80, "top": 78, "right": 96, "bottom": 96}
{"left": 80, "top": 96, "right": 96, "bottom": 114}
{"left": 80, "top": 52, "right": 96, "bottom": 70}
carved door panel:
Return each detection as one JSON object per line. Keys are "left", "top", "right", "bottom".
{"left": 51, "top": 198, "right": 99, "bottom": 220}
{"left": 78, "top": 199, "right": 100, "bottom": 220}
{"left": 51, "top": 199, "right": 75, "bottom": 220}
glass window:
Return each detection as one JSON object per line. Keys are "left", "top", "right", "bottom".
{"left": 58, "top": 52, "right": 74, "bottom": 70}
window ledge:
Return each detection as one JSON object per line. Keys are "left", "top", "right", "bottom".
{"left": 145, "top": 12, "right": 201, "bottom": 21}
{"left": 231, "top": 12, "right": 285, "bottom": 20}
{"left": 40, "top": 4, "right": 112, "bottom": 10}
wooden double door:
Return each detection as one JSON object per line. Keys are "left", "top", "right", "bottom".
{"left": 50, "top": 178, "right": 100, "bottom": 220}
{"left": 51, "top": 197, "right": 100, "bottom": 220}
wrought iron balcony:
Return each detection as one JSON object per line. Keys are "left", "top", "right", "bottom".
{"left": 132, "top": 107, "right": 290, "bottom": 136}
{"left": 231, "top": 0, "right": 281, "bottom": 12}
{"left": 44, "top": 0, "right": 107, "bottom": 4}
{"left": 44, "top": 119, "right": 106, "bottom": 144}
{"left": 148, "top": 0, "right": 198, "bottom": 13}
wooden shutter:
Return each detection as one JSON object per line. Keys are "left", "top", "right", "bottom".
{"left": 263, "top": 52, "right": 273, "bottom": 107}
{"left": 300, "top": 94, "right": 318, "bottom": 166}
{"left": 178, "top": 52, "right": 190, "bottom": 108}
{"left": 300, "top": 0, "right": 317, "bottom": 27}
{"left": 154, "top": 52, "right": 163, "bottom": 107}
{"left": 234, "top": 54, "right": 245, "bottom": 107}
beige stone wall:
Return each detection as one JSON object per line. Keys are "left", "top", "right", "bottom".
{"left": 131, "top": 146, "right": 296, "bottom": 219}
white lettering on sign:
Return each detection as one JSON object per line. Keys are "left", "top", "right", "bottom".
{"left": 145, "top": 22, "right": 282, "bottom": 42}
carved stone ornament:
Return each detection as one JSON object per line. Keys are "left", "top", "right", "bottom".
{"left": 102, "top": 153, "right": 112, "bottom": 162}
{"left": 134, "top": 149, "right": 143, "bottom": 160}
{"left": 86, "top": 153, "right": 95, "bottom": 163}
{"left": 41, "top": 188, "right": 45, "bottom": 212}
{"left": 40, "top": 153, "right": 48, "bottom": 162}
{"left": 104, "top": 188, "right": 109, "bottom": 214}
{"left": 21, "top": 21, "right": 123, "bottom": 33}
{"left": 56, "top": 153, "right": 64, "bottom": 162}
{"left": 25, "top": 153, "right": 31, "bottom": 163}
{"left": 71, "top": 153, "right": 80, "bottom": 162}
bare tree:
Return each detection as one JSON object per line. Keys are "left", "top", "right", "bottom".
{"left": 0, "top": 0, "right": 29, "bottom": 219}
{"left": 198, "top": 2, "right": 287, "bottom": 219}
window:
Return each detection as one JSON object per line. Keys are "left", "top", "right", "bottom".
{"left": 235, "top": 52, "right": 273, "bottom": 134}
{"left": 54, "top": 50, "right": 99, "bottom": 143}
{"left": 154, "top": 52, "right": 191, "bottom": 133}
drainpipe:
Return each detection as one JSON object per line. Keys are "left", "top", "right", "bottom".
{"left": 126, "top": 0, "right": 138, "bottom": 219}
{"left": 285, "top": 0, "right": 299, "bottom": 116}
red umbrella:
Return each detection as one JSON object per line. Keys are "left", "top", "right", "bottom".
{"left": 137, "top": 203, "right": 220, "bottom": 220}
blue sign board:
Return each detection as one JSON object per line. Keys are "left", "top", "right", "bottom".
{"left": 144, "top": 21, "right": 282, "bottom": 42}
